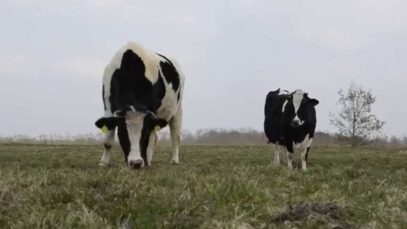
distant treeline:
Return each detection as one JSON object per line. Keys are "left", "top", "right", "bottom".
{"left": 0, "top": 133, "right": 100, "bottom": 145}
{"left": 1, "top": 129, "right": 406, "bottom": 147}
{"left": 158, "top": 129, "right": 407, "bottom": 147}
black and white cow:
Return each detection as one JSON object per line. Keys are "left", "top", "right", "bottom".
{"left": 264, "top": 89, "right": 319, "bottom": 170}
{"left": 95, "top": 41, "right": 185, "bottom": 169}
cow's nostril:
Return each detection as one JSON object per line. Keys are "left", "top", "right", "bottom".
{"left": 291, "top": 122, "right": 300, "bottom": 127}
{"left": 132, "top": 163, "right": 142, "bottom": 169}
{"left": 129, "top": 159, "right": 144, "bottom": 169}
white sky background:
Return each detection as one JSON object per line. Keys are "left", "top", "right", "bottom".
{"left": 0, "top": 0, "right": 406, "bottom": 137}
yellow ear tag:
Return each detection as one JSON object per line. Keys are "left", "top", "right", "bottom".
{"left": 101, "top": 125, "right": 109, "bottom": 134}
{"left": 154, "top": 125, "right": 161, "bottom": 132}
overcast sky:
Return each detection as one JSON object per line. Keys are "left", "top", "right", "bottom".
{"left": 1, "top": 0, "right": 406, "bottom": 137}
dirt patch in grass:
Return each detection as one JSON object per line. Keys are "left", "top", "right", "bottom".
{"left": 269, "top": 202, "right": 352, "bottom": 228}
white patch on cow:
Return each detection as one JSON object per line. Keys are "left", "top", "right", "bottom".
{"left": 126, "top": 111, "right": 146, "bottom": 168}
{"left": 292, "top": 89, "right": 304, "bottom": 114}
{"left": 292, "top": 89, "right": 306, "bottom": 125}
{"left": 282, "top": 100, "right": 288, "bottom": 112}
{"left": 156, "top": 58, "right": 185, "bottom": 121}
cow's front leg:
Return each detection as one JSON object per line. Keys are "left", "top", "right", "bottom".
{"left": 273, "top": 144, "right": 280, "bottom": 165}
{"left": 169, "top": 106, "right": 182, "bottom": 165}
{"left": 99, "top": 128, "right": 115, "bottom": 167}
{"left": 146, "top": 132, "right": 157, "bottom": 166}
{"left": 284, "top": 145, "right": 294, "bottom": 170}
{"left": 301, "top": 147, "right": 310, "bottom": 171}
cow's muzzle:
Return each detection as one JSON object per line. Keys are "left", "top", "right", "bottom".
{"left": 128, "top": 158, "right": 145, "bottom": 169}
{"left": 291, "top": 119, "right": 304, "bottom": 127}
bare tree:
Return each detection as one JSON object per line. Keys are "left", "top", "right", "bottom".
{"left": 330, "top": 82, "right": 385, "bottom": 147}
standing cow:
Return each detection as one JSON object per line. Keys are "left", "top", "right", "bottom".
{"left": 95, "top": 41, "right": 185, "bottom": 169}
{"left": 264, "top": 89, "right": 319, "bottom": 170}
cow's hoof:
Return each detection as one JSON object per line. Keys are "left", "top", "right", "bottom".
{"left": 171, "top": 160, "right": 179, "bottom": 165}
{"left": 99, "top": 161, "right": 110, "bottom": 167}
{"left": 128, "top": 159, "right": 144, "bottom": 169}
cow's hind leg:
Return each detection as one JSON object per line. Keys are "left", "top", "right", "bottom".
{"left": 99, "top": 128, "right": 116, "bottom": 167}
{"left": 169, "top": 106, "right": 182, "bottom": 165}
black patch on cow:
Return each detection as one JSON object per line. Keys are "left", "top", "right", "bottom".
{"left": 102, "top": 86, "right": 106, "bottom": 110}
{"left": 109, "top": 50, "right": 151, "bottom": 112}
{"left": 177, "top": 92, "right": 181, "bottom": 102}
{"left": 109, "top": 49, "right": 167, "bottom": 114}
{"left": 139, "top": 114, "right": 153, "bottom": 166}
{"left": 264, "top": 89, "right": 289, "bottom": 143}
{"left": 285, "top": 144, "right": 294, "bottom": 154}
{"left": 158, "top": 54, "right": 180, "bottom": 91}
{"left": 109, "top": 69, "right": 124, "bottom": 112}
{"left": 152, "top": 72, "right": 166, "bottom": 109}
{"left": 117, "top": 118, "right": 130, "bottom": 162}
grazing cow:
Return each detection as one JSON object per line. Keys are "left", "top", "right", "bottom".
{"left": 95, "top": 41, "right": 185, "bottom": 169}
{"left": 264, "top": 89, "right": 319, "bottom": 170}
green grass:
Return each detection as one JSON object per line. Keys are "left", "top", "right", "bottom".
{"left": 0, "top": 144, "right": 406, "bottom": 228}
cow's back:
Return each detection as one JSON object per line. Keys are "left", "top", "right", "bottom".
{"left": 264, "top": 91, "right": 287, "bottom": 143}
{"left": 101, "top": 42, "right": 184, "bottom": 119}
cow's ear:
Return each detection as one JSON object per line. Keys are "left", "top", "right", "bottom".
{"left": 151, "top": 117, "right": 168, "bottom": 132}
{"left": 145, "top": 112, "right": 167, "bottom": 131}
{"left": 308, "top": 98, "right": 319, "bottom": 106}
{"left": 95, "top": 117, "right": 118, "bottom": 130}
{"left": 154, "top": 119, "right": 168, "bottom": 129}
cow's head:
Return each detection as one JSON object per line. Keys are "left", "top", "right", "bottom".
{"left": 95, "top": 106, "right": 167, "bottom": 169}
{"left": 282, "top": 90, "right": 319, "bottom": 128}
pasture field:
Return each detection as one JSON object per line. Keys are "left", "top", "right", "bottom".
{"left": 0, "top": 144, "right": 406, "bottom": 228}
